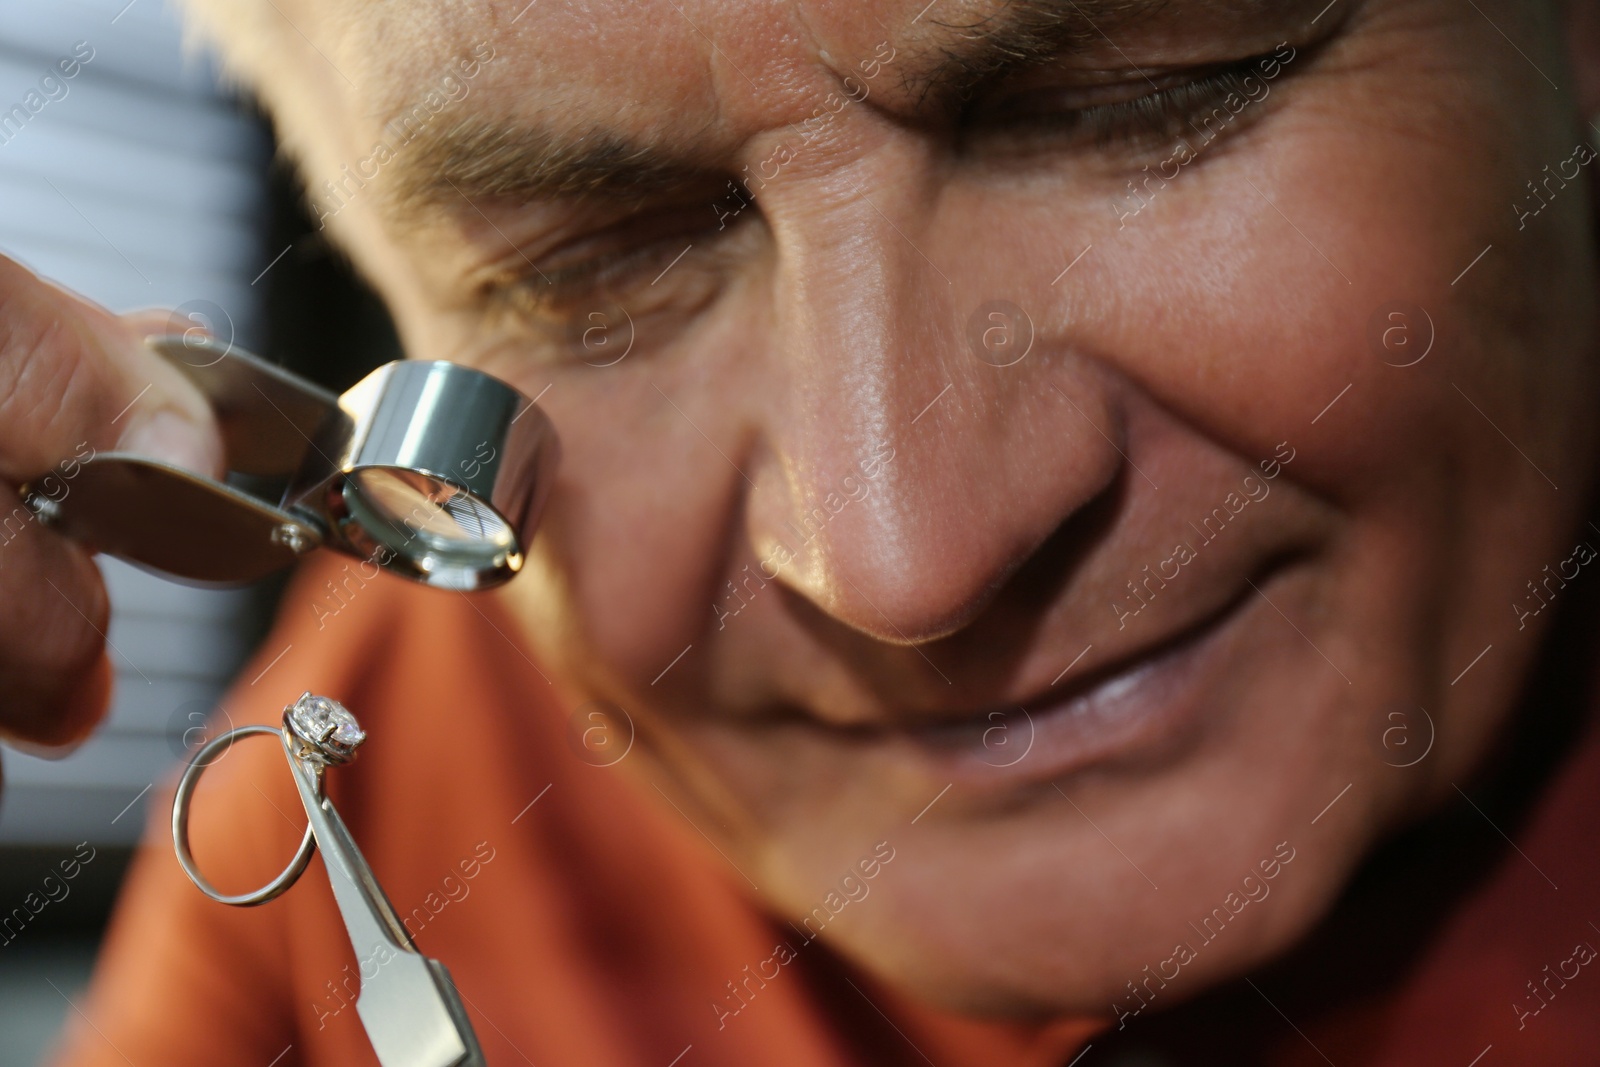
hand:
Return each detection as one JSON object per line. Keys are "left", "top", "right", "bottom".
{"left": 0, "top": 252, "right": 223, "bottom": 751}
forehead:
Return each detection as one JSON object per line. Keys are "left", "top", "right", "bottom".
{"left": 298, "top": 0, "right": 1294, "bottom": 138}
{"left": 271, "top": 0, "right": 1324, "bottom": 232}
{"left": 324, "top": 0, "right": 899, "bottom": 128}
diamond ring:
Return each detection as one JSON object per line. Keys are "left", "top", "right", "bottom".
{"left": 171, "top": 692, "right": 365, "bottom": 906}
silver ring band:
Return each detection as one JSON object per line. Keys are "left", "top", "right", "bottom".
{"left": 170, "top": 724, "right": 319, "bottom": 906}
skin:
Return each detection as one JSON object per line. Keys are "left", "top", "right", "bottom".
{"left": 6, "top": 0, "right": 1600, "bottom": 1026}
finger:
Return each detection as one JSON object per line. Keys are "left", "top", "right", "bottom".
{"left": 0, "top": 483, "right": 114, "bottom": 748}
{"left": 0, "top": 254, "right": 224, "bottom": 484}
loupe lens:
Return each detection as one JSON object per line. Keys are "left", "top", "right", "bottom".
{"left": 335, "top": 467, "right": 522, "bottom": 589}
{"left": 350, "top": 468, "right": 508, "bottom": 545}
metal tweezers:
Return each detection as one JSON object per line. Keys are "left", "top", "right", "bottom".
{"left": 173, "top": 692, "right": 487, "bottom": 1067}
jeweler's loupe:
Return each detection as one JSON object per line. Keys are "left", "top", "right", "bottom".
{"left": 25, "top": 335, "right": 558, "bottom": 591}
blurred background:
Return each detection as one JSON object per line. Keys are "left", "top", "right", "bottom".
{"left": 0, "top": 2, "right": 397, "bottom": 1062}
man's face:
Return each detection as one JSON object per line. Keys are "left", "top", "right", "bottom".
{"left": 242, "top": 0, "right": 1597, "bottom": 1015}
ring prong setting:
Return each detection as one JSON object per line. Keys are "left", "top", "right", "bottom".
{"left": 284, "top": 692, "right": 366, "bottom": 764}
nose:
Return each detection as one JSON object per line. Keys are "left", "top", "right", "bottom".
{"left": 745, "top": 146, "right": 1125, "bottom": 646}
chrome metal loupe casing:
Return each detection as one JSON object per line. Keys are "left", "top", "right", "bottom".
{"left": 32, "top": 335, "right": 557, "bottom": 590}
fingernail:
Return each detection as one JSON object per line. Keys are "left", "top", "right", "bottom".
{"left": 117, "top": 408, "right": 218, "bottom": 474}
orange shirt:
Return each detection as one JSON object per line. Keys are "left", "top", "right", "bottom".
{"left": 47, "top": 558, "right": 1097, "bottom": 1066}
{"left": 46, "top": 555, "right": 1600, "bottom": 1064}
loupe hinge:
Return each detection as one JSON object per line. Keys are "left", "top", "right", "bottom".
{"left": 270, "top": 518, "right": 320, "bottom": 556}
{"left": 20, "top": 487, "right": 63, "bottom": 526}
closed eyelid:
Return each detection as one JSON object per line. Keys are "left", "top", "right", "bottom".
{"left": 476, "top": 224, "right": 737, "bottom": 357}
{"left": 957, "top": 49, "right": 1294, "bottom": 156}
{"left": 897, "top": 0, "right": 1328, "bottom": 112}
{"left": 483, "top": 198, "right": 750, "bottom": 307}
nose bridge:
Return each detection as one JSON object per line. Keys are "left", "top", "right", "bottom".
{"left": 752, "top": 152, "right": 943, "bottom": 574}
{"left": 778, "top": 181, "right": 924, "bottom": 476}
{"left": 745, "top": 148, "right": 1125, "bottom": 645}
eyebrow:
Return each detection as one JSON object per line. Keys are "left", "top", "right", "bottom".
{"left": 380, "top": 0, "right": 1269, "bottom": 221}
{"left": 382, "top": 119, "right": 708, "bottom": 222}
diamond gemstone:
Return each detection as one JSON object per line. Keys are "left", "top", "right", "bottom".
{"left": 286, "top": 694, "right": 365, "bottom": 761}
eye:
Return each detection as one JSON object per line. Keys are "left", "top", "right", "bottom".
{"left": 477, "top": 198, "right": 747, "bottom": 361}
{"left": 495, "top": 214, "right": 714, "bottom": 314}
{"left": 959, "top": 47, "right": 1293, "bottom": 159}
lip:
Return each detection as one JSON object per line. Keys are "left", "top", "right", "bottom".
{"left": 786, "top": 576, "right": 1264, "bottom": 794}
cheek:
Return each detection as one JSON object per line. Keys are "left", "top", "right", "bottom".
{"left": 496, "top": 328, "right": 768, "bottom": 691}
{"left": 937, "top": 129, "right": 1442, "bottom": 477}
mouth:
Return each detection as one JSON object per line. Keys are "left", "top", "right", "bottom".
{"left": 904, "top": 582, "right": 1258, "bottom": 789}
{"left": 774, "top": 565, "right": 1276, "bottom": 794}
